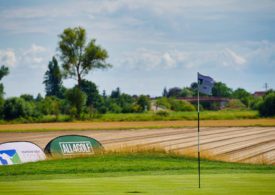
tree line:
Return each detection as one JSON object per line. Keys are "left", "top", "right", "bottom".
{"left": 161, "top": 83, "right": 275, "bottom": 116}
{"left": 0, "top": 27, "right": 151, "bottom": 121}
{"left": 0, "top": 26, "right": 274, "bottom": 121}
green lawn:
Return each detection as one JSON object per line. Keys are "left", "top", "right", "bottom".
{"left": 0, "top": 174, "right": 274, "bottom": 195}
{"left": 0, "top": 153, "right": 274, "bottom": 194}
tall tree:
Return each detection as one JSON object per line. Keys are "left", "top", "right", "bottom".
{"left": 212, "top": 82, "right": 233, "bottom": 98}
{"left": 65, "top": 87, "right": 87, "bottom": 119}
{"left": 232, "top": 88, "right": 252, "bottom": 107}
{"left": 79, "top": 79, "right": 102, "bottom": 108}
{"left": 0, "top": 65, "right": 9, "bottom": 118}
{"left": 162, "top": 87, "right": 168, "bottom": 97}
{"left": 181, "top": 87, "right": 193, "bottom": 97}
{"left": 167, "top": 87, "right": 182, "bottom": 98}
{"left": 0, "top": 65, "right": 9, "bottom": 97}
{"left": 0, "top": 65, "right": 9, "bottom": 81}
{"left": 259, "top": 92, "right": 275, "bottom": 117}
{"left": 111, "top": 87, "right": 121, "bottom": 99}
{"left": 58, "top": 27, "right": 112, "bottom": 87}
{"left": 136, "top": 95, "right": 151, "bottom": 112}
{"left": 43, "top": 57, "right": 63, "bottom": 98}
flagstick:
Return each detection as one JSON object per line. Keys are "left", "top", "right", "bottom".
{"left": 197, "top": 72, "right": 201, "bottom": 188}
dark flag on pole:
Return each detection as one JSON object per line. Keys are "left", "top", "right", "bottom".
{"left": 197, "top": 73, "right": 215, "bottom": 188}
{"left": 198, "top": 73, "right": 215, "bottom": 95}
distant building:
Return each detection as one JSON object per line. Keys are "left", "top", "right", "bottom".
{"left": 253, "top": 91, "right": 266, "bottom": 97}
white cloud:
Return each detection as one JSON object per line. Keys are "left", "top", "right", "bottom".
{"left": 24, "top": 44, "right": 46, "bottom": 54}
{"left": 119, "top": 49, "right": 182, "bottom": 70}
{"left": 2, "top": 6, "right": 73, "bottom": 19}
{"left": 1, "top": 0, "right": 274, "bottom": 47}
{"left": 225, "top": 48, "right": 246, "bottom": 65}
{"left": 221, "top": 48, "right": 247, "bottom": 70}
{"left": 116, "top": 41, "right": 275, "bottom": 71}
{"left": 162, "top": 53, "right": 176, "bottom": 68}
{"left": 120, "top": 49, "right": 160, "bottom": 70}
{"left": 0, "top": 49, "right": 16, "bottom": 67}
{"left": 0, "top": 44, "right": 49, "bottom": 69}
{"left": 20, "top": 44, "right": 49, "bottom": 69}
{"left": 82, "top": 0, "right": 275, "bottom": 16}
{"left": 2, "top": 0, "right": 275, "bottom": 21}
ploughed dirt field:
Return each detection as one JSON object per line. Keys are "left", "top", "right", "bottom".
{"left": 0, "top": 127, "right": 274, "bottom": 165}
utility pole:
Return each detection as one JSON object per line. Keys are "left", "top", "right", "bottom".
{"left": 264, "top": 83, "right": 269, "bottom": 92}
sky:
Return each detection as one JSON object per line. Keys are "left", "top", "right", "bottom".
{"left": 0, "top": 0, "right": 275, "bottom": 97}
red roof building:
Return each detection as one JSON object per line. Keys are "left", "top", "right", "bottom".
{"left": 253, "top": 91, "right": 266, "bottom": 97}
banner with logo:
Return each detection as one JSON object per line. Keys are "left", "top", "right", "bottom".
{"left": 0, "top": 142, "right": 46, "bottom": 165}
{"left": 44, "top": 135, "right": 104, "bottom": 157}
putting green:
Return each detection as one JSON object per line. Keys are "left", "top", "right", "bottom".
{"left": 0, "top": 174, "right": 274, "bottom": 194}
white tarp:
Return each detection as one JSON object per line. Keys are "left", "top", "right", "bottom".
{"left": 0, "top": 142, "right": 46, "bottom": 165}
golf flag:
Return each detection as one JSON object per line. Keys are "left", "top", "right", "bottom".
{"left": 198, "top": 73, "right": 215, "bottom": 95}
{"left": 196, "top": 72, "right": 215, "bottom": 188}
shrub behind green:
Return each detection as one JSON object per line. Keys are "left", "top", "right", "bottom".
{"left": 225, "top": 99, "right": 246, "bottom": 110}
{"left": 156, "top": 97, "right": 171, "bottom": 109}
{"left": 65, "top": 87, "right": 87, "bottom": 119}
{"left": 169, "top": 99, "right": 195, "bottom": 111}
{"left": 155, "top": 110, "right": 170, "bottom": 117}
{"left": 3, "top": 97, "right": 39, "bottom": 120}
{"left": 259, "top": 92, "right": 275, "bottom": 117}
{"left": 250, "top": 97, "right": 263, "bottom": 110}
{"left": 136, "top": 95, "right": 151, "bottom": 112}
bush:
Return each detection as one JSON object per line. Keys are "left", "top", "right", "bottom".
{"left": 65, "top": 87, "right": 87, "bottom": 119}
{"left": 169, "top": 99, "right": 195, "bottom": 111}
{"left": 131, "top": 104, "right": 142, "bottom": 113}
{"left": 108, "top": 103, "right": 122, "bottom": 113}
{"left": 3, "top": 97, "right": 38, "bottom": 120}
{"left": 136, "top": 95, "right": 151, "bottom": 112}
{"left": 259, "top": 92, "right": 275, "bottom": 117}
{"left": 38, "top": 96, "right": 61, "bottom": 116}
{"left": 155, "top": 110, "right": 170, "bottom": 117}
{"left": 250, "top": 97, "right": 263, "bottom": 110}
{"left": 225, "top": 99, "right": 246, "bottom": 110}
{"left": 156, "top": 97, "right": 171, "bottom": 109}
{"left": 0, "top": 97, "right": 4, "bottom": 119}
{"left": 79, "top": 79, "right": 102, "bottom": 109}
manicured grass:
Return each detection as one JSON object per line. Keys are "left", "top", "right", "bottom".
{"left": 1, "top": 174, "right": 275, "bottom": 195}
{"left": 0, "top": 153, "right": 274, "bottom": 178}
{"left": 0, "top": 153, "right": 274, "bottom": 194}
{"left": 1, "top": 153, "right": 274, "bottom": 179}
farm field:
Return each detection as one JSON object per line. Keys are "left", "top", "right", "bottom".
{"left": 1, "top": 126, "right": 274, "bottom": 165}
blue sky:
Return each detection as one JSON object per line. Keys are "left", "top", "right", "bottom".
{"left": 0, "top": 0, "right": 275, "bottom": 97}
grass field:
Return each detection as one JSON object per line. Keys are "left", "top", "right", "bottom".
{"left": 1, "top": 110, "right": 274, "bottom": 133}
{"left": 0, "top": 153, "right": 274, "bottom": 194}
{"left": 97, "top": 110, "right": 260, "bottom": 121}
{"left": 0, "top": 110, "right": 260, "bottom": 124}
